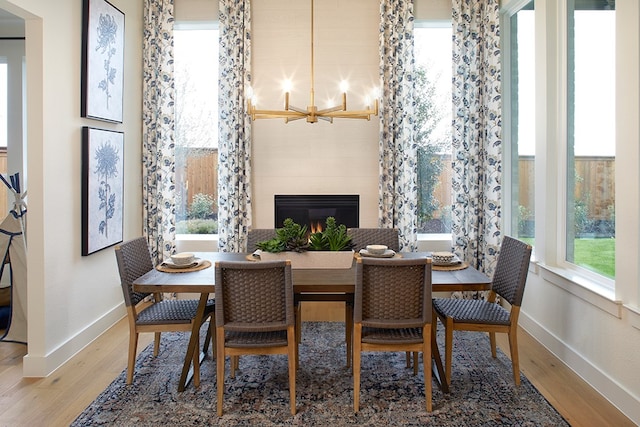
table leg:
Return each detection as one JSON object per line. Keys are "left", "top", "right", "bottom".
{"left": 431, "top": 313, "right": 449, "bottom": 393}
{"left": 178, "top": 292, "right": 209, "bottom": 392}
{"left": 345, "top": 302, "right": 353, "bottom": 369}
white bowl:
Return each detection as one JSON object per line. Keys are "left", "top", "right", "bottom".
{"left": 366, "top": 245, "right": 388, "bottom": 255}
{"left": 171, "top": 252, "right": 195, "bottom": 265}
{"left": 432, "top": 251, "right": 455, "bottom": 263}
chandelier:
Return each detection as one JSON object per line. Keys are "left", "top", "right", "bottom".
{"left": 247, "top": 0, "right": 379, "bottom": 124}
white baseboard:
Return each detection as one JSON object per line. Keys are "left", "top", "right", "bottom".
{"left": 519, "top": 312, "right": 640, "bottom": 425}
{"left": 22, "top": 303, "right": 126, "bottom": 377}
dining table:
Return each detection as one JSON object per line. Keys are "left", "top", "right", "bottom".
{"left": 132, "top": 251, "right": 492, "bottom": 393}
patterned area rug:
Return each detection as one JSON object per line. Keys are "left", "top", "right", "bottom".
{"left": 72, "top": 322, "right": 569, "bottom": 426}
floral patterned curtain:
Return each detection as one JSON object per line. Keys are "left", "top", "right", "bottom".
{"left": 217, "top": 0, "right": 253, "bottom": 253}
{"left": 451, "top": 0, "right": 502, "bottom": 277}
{"left": 378, "top": 0, "right": 418, "bottom": 252}
{"left": 142, "top": 0, "right": 176, "bottom": 263}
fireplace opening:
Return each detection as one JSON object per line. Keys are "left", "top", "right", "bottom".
{"left": 274, "top": 195, "right": 359, "bottom": 232}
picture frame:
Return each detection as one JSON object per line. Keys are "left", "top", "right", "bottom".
{"left": 81, "top": 0, "right": 125, "bottom": 123}
{"left": 82, "top": 127, "right": 124, "bottom": 256}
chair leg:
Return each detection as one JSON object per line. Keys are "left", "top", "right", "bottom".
{"left": 406, "top": 351, "right": 411, "bottom": 368}
{"left": 216, "top": 327, "right": 225, "bottom": 416}
{"left": 489, "top": 331, "right": 497, "bottom": 358}
{"left": 423, "top": 327, "right": 433, "bottom": 412}
{"left": 153, "top": 332, "right": 161, "bottom": 356}
{"left": 353, "top": 324, "right": 362, "bottom": 413}
{"left": 413, "top": 352, "right": 419, "bottom": 376}
{"left": 508, "top": 329, "right": 521, "bottom": 385}
{"left": 126, "top": 332, "right": 139, "bottom": 385}
{"left": 444, "top": 317, "right": 454, "bottom": 386}
{"left": 287, "top": 326, "right": 297, "bottom": 415}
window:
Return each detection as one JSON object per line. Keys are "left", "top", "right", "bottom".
{"left": 506, "top": 2, "right": 535, "bottom": 247}
{"left": 414, "top": 25, "right": 453, "bottom": 234}
{"left": 566, "top": 1, "right": 615, "bottom": 280}
{"left": 173, "top": 26, "right": 219, "bottom": 234}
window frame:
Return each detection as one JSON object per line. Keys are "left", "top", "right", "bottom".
{"left": 501, "top": 0, "right": 536, "bottom": 248}
{"left": 501, "top": 0, "right": 618, "bottom": 303}
{"left": 173, "top": 20, "right": 220, "bottom": 235}
{"left": 560, "top": 0, "right": 616, "bottom": 289}
{"left": 413, "top": 20, "right": 454, "bottom": 239}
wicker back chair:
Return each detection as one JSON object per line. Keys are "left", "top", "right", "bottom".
{"left": 115, "top": 237, "right": 215, "bottom": 385}
{"left": 432, "top": 236, "right": 532, "bottom": 388}
{"left": 347, "top": 228, "right": 400, "bottom": 252}
{"left": 246, "top": 228, "right": 277, "bottom": 252}
{"left": 353, "top": 257, "right": 433, "bottom": 413}
{"left": 248, "top": 228, "right": 356, "bottom": 369}
{"left": 215, "top": 260, "right": 296, "bottom": 416}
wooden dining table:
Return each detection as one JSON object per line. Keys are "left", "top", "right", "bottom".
{"left": 132, "top": 251, "right": 491, "bottom": 393}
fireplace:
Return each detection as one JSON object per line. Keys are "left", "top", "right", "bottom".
{"left": 274, "top": 195, "right": 359, "bottom": 232}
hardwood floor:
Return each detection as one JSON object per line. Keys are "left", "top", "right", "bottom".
{"left": 0, "top": 309, "right": 635, "bottom": 426}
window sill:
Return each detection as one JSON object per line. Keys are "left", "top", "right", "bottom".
{"left": 537, "top": 262, "right": 622, "bottom": 318}
{"left": 175, "top": 233, "right": 219, "bottom": 252}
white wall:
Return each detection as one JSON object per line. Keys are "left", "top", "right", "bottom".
{"left": 0, "top": 0, "right": 143, "bottom": 376}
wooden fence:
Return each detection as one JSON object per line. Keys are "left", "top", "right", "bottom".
{"left": 176, "top": 148, "right": 219, "bottom": 211}
{"left": 177, "top": 151, "right": 614, "bottom": 221}
{"left": 0, "top": 149, "right": 613, "bottom": 222}
{"left": 430, "top": 155, "right": 614, "bottom": 221}
{"left": 518, "top": 156, "right": 615, "bottom": 220}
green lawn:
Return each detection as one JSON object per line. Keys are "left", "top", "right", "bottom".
{"left": 574, "top": 238, "right": 615, "bottom": 278}
{"left": 522, "top": 237, "right": 615, "bottom": 278}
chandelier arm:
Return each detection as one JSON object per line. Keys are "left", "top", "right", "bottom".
{"left": 252, "top": 109, "right": 307, "bottom": 119}
{"left": 315, "top": 105, "right": 345, "bottom": 115}
{"left": 288, "top": 105, "right": 309, "bottom": 114}
{"left": 321, "top": 110, "right": 375, "bottom": 119}
{"left": 285, "top": 116, "right": 308, "bottom": 123}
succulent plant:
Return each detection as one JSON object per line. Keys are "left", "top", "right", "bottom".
{"left": 256, "top": 217, "right": 353, "bottom": 253}
{"left": 308, "top": 217, "right": 354, "bottom": 251}
{"left": 256, "top": 218, "right": 309, "bottom": 253}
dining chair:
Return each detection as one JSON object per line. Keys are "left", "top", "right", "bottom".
{"left": 246, "top": 228, "right": 277, "bottom": 252}
{"left": 249, "top": 228, "right": 354, "bottom": 368}
{"left": 432, "top": 236, "right": 532, "bottom": 387}
{"left": 353, "top": 257, "right": 433, "bottom": 413}
{"left": 114, "top": 237, "right": 215, "bottom": 385}
{"left": 215, "top": 260, "right": 297, "bottom": 416}
{"left": 347, "top": 228, "right": 417, "bottom": 367}
{"left": 347, "top": 227, "right": 400, "bottom": 252}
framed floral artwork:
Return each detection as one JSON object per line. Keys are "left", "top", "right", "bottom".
{"left": 81, "top": 0, "right": 125, "bottom": 123}
{"left": 82, "top": 127, "right": 124, "bottom": 256}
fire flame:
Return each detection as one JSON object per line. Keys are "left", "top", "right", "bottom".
{"left": 310, "top": 220, "right": 323, "bottom": 234}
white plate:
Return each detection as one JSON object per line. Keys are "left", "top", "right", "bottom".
{"left": 161, "top": 258, "right": 202, "bottom": 269}
{"left": 359, "top": 249, "right": 396, "bottom": 258}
